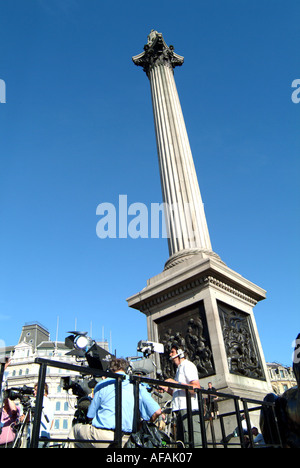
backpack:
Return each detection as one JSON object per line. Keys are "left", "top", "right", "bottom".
{"left": 124, "top": 421, "right": 171, "bottom": 448}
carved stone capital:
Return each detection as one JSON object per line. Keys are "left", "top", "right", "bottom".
{"left": 132, "top": 30, "right": 184, "bottom": 76}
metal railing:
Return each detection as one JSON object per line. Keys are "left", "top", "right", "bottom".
{"left": 24, "top": 358, "right": 283, "bottom": 448}
{"left": 194, "top": 388, "right": 283, "bottom": 448}
{"left": 31, "top": 358, "right": 125, "bottom": 448}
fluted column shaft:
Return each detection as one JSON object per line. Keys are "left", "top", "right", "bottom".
{"left": 133, "top": 31, "right": 220, "bottom": 268}
{"left": 149, "top": 61, "right": 212, "bottom": 256}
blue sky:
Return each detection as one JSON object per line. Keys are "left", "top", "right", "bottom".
{"left": 0, "top": 1, "right": 299, "bottom": 367}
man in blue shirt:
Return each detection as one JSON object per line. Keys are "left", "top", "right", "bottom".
{"left": 67, "top": 358, "right": 161, "bottom": 448}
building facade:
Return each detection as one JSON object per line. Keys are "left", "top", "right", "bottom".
{"left": 267, "top": 362, "right": 296, "bottom": 395}
{"left": 1, "top": 322, "right": 109, "bottom": 443}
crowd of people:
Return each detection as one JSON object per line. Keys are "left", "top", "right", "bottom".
{"left": 1, "top": 346, "right": 265, "bottom": 448}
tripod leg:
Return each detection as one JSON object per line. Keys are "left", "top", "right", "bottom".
{"left": 12, "top": 409, "right": 30, "bottom": 448}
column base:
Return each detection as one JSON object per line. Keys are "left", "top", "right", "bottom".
{"left": 164, "top": 248, "right": 225, "bottom": 270}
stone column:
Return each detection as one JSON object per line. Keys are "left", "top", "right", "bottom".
{"left": 129, "top": 33, "right": 272, "bottom": 420}
{"left": 133, "top": 31, "right": 222, "bottom": 269}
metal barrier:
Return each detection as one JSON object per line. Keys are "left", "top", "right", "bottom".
{"left": 28, "top": 358, "right": 283, "bottom": 448}
{"left": 0, "top": 362, "right": 5, "bottom": 397}
{"left": 31, "top": 358, "right": 125, "bottom": 448}
{"left": 194, "top": 388, "right": 283, "bottom": 448}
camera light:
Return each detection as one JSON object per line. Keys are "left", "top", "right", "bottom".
{"left": 74, "top": 335, "right": 89, "bottom": 350}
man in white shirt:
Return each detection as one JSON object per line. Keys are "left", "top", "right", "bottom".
{"left": 160, "top": 344, "right": 202, "bottom": 447}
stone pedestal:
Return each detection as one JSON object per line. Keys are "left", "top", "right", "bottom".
{"left": 127, "top": 255, "right": 272, "bottom": 401}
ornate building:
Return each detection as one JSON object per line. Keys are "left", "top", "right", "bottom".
{"left": 267, "top": 362, "right": 296, "bottom": 395}
{"left": 1, "top": 322, "right": 108, "bottom": 443}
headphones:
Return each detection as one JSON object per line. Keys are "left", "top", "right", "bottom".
{"left": 170, "top": 348, "right": 185, "bottom": 360}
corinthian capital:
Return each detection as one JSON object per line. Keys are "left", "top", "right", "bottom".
{"left": 132, "top": 30, "right": 184, "bottom": 76}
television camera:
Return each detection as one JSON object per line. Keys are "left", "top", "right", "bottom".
{"left": 4, "top": 385, "right": 35, "bottom": 405}
{"left": 60, "top": 375, "right": 96, "bottom": 425}
{"left": 128, "top": 340, "right": 164, "bottom": 377}
{"left": 62, "top": 332, "right": 165, "bottom": 424}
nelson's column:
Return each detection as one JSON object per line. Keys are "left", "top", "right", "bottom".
{"left": 127, "top": 31, "right": 272, "bottom": 402}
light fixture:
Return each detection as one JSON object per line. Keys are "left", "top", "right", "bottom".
{"left": 74, "top": 334, "right": 90, "bottom": 350}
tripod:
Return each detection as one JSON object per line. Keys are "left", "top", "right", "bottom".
{"left": 12, "top": 405, "right": 32, "bottom": 448}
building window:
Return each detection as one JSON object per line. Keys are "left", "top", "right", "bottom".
{"left": 64, "top": 402, "right": 69, "bottom": 411}
{"left": 54, "top": 419, "right": 59, "bottom": 430}
{"left": 56, "top": 402, "right": 61, "bottom": 411}
{"left": 63, "top": 419, "right": 68, "bottom": 430}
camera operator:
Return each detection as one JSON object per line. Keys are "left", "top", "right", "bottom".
{"left": 66, "top": 357, "right": 162, "bottom": 448}
{"left": 0, "top": 397, "right": 20, "bottom": 448}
